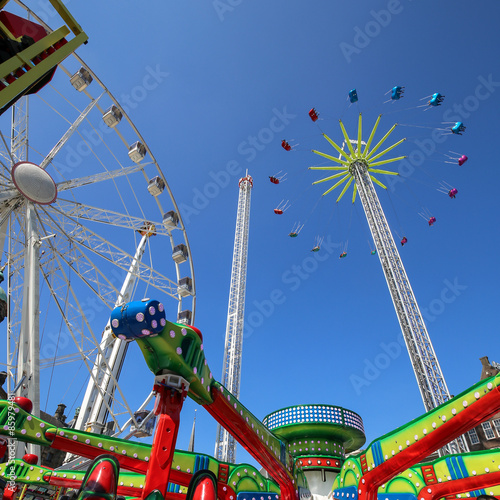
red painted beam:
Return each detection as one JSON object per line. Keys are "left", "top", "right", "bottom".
{"left": 142, "top": 385, "right": 186, "bottom": 499}
{"left": 204, "top": 387, "right": 297, "bottom": 500}
{"left": 417, "top": 471, "right": 500, "bottom": 500}
{"left": 44, "top": 431, "right": 149, "bottom": 474}
{"left": 46, "top": 469, "right": 235, "bottom": 500}
{"left": 47, "top": 475, "right": 143, "bottom": 498}
{"left": 358, "top": 386, "right": 500, "bottom": 500}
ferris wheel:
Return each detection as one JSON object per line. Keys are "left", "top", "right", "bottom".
{"left": 0, "top": 1, "right": 196, "bottom": 443}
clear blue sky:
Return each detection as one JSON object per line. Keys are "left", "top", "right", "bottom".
{"left": 4, "top": 0, "right": 500, "bottom": 468}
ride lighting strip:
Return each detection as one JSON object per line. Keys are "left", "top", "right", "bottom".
{"left": 343, "top": 410, "right": 365, "bottom": 433}
{"left": 263, "top": 405, "right": 364, "bottom": 432}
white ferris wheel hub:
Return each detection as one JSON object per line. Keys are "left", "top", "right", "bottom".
{"left": 11, "top": 161, "right": 58, "bottom": 205}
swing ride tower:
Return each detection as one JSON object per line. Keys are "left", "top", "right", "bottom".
{"left": 310, "top": 114, "right": 468, "bottom": 455}
{"left": 215, "top": 173, "right": 253, "bottom": 463}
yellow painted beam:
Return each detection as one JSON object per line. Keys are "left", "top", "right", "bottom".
{"left": 367, "top": 168, "right": 399, "bottom": 175}
{"left": 368, "top": 138, "right": 406, "bottom": 162}
{"left": 312, "top": 150, "right": 350, "bottom": 166}
{"left": 357, "top": 113, "right": 362, "bottom": 157}
{"left": 352, "top": 183, "right": 357, "bottom": 204}
{"left": 48, "top": 0, "right": 85, "bottom": 36}
{"left": 322, "top": 132, "right": 351, "bottom": 160}
{"left": 309, "top": 165, "right": 347, "bottom": 171}
{"left": 336, "top": 176, "right": 353, "bottom": 203}
{"left": 362, "top": 115, "right": 382, "bottom": 157}
{"left": 366, "top": 124, "right": 397, "bottom": 160}
{"left": 0, "top": 31, "right": 87, "bottom": 110}
{"left": 339, "top": 120, "right": 356, "bottom": 156}
{"left": 0, "top": 26, "right": 69, "bottom": 77}
{"left": 369, "top": 156, "right": 406, "bottom": 167}
{"left": 370, "top": 175, "right": 387, "bottom": 189}
{"left": 312, "top": 172, "right": 348, "bottom": 185}
{"left": 322, "top": 173, "right": 350, "bottom": 196}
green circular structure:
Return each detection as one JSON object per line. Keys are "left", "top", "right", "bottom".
{"left": 263, "top": 404, "right": 366, "bottom": 458}
{"left": 264, "top": 405, "right": 366, "bottom": 498}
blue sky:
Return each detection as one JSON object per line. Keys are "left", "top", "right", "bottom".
{"left": 3, "top": 0, "right": 500, "bottom": 468}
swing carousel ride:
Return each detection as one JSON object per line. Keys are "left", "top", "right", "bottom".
{"left": 0, "top": 4, "right": 499, "bottom": 500}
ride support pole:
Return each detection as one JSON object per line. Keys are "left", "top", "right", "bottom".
{"left": 3, "top": 485, "right": 18, "bottom": 500}
{"left": 142, "top": 375, "right": 189, "bottom": 500}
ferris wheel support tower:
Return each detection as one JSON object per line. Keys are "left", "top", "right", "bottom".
{"left": 310, "top": 114, "right": 468, "bottom": 455}
{"left": 215, "top": 173, "right": 253, "bottom": 463}
{"left": 7, "top": 97, "right": 42, "bottom": 458}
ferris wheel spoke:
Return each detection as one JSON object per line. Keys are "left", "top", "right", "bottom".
{"left": 43, "top": 238, "right": 121, "bottom": 310}
{"left": 0, "top": 188, "right": 23, "bottom": 203}
{"left": 0, "top": 147, "right": 12, "bottom": 169}
{"left": 5, "top": 210, "right": 26, "bottom": 257}
{"left": 56, "top": 163, "right": 148, "bottom": 193}
{"left": 37, "top": 235, "right": 122, "bottom": 356}
{"left": 53, "top": 198, "right": 172, "bottom": 235}
{"left": 40, "top": 254, "right": 141, "bottom": 434}
{"left": 35, "top": 234, "right": 122, "bottom": 341}
{"left": 0, "top": 131, "right": 14, "bottom": 166}
{"left": 39, "top": 206, "right": 180, "bottom": 300}
{"left": 0, "top": 200, "right": 19, "bottom": 236}
{"left": 38, "top": 259, "right": 136, "bottom": 434}
{"left": 39, "top": 258, "right": 93, "bottom": 352}
{"left": 40, "top": 92, "right": 105, "bottom": 170}
{"left": 40, "top": 350, "right": 94, "bottom": 370}
{"left": 0, "top": 159, "right": 14, "bottom": 185}
{"left": 0, "top": 180, "right": 14, "bottom": 192}
{"left": 36, "top": 212, "right": 121, "bottom": 309}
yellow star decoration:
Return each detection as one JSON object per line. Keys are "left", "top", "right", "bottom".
{"left": 309, "top": 114, "right": 406, "bottom": 203}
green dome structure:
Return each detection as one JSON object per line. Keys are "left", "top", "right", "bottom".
{"left": 263, "top": 405, "right": 366, "bottom": 497}
{"left": 264, "top": 405, "right": 365, "bottom": 455}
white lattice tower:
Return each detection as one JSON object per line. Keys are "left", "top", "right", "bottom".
{"left": 310, "top": 115, "right": 468, "bottom": 455}
{"left": 14, "top": 98, "right": 41, "bottom": 452}
{"left": 215, "top": 173, "right": 253, "bottom": 463}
